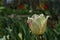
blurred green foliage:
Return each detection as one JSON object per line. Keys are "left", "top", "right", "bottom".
{"left": 0, "top": 6, "right": 60, "bottom": 40}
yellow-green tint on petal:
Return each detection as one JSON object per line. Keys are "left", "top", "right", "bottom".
{"left": 28, "top": 19, "right": 40, "bottom": 35}
{"left": 39, "top": 15, "right": 49, "bottom": 34}
{"left": 27, "top": 14, "right": 49, "bottom": 35}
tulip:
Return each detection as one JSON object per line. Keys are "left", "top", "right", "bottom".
{"left": 27, "top": 14, "right": 49, "bottom": 35}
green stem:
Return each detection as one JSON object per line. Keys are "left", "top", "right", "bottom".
{"left": 39, "top": 35, "right": 44, "bottom": 40}
{"left": 40, "top": 36, "right": 43, "bottom": 40}
{"left": 35, "top": 35, "right": 43, "bottom": 40}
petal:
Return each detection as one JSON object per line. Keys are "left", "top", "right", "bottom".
{"left": 37, "top": 14, "right": 45, "bottom": 25}
{"left": 41, "top": 16, "right": 49, "bottom": 27}
{"left": 30, "top": 21, "right": 40, "bottom": 34}
{"left": 40, "top": 16, "right": 49, "bottom": 34}
{"left": 27, "top": 19, "right": 32, "bottom": 27}
{"left": 27, "top": 17, "right": 40, "bottom": 34}
{"left": 28, "top": 17, "right": 33, "bottom": 20}
{"left": 27, "top": 17, "right": 33, "bottom": 23}
{"left": 32, "top": 14, "right": 39, "bottom": 19}
{"left": 46, "top": 16, "right": 50, "bottom": 20}
{"left": 39, "top": 14, "right": 45, "bottom": 20}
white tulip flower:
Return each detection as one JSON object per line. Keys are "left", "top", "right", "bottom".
{"left": 27, "top": 14, "right": 49, "bottom": 35}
